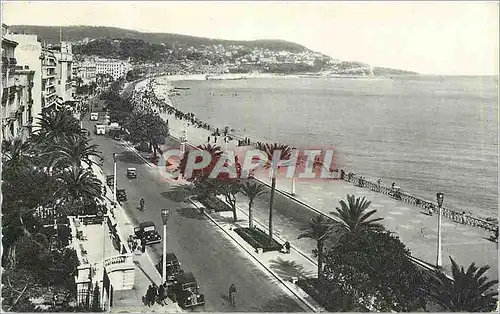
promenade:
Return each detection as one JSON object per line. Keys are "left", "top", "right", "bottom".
{"left": 153, "top": 102, "right": 498, "bottom": 280}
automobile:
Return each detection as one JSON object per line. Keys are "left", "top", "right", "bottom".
{"left": 156, "top": 253, "right": 184, "bottom": 283}
{"left": 169, "top": 272, "right": 205, "bottom": 308}
{"left": 133, "top": 221, "right": 161, "bottom": 245}
{"left": 106, "top": 175, "right": 114, "bottom": 187}
{"left": 94, "top": 124, "right": 106, "bottom": 135}
{"left": 127, "top": 168, "right": 137, "bottom": 179}
{"left": 116, "top": 189, "right": 127, "bottom": 202}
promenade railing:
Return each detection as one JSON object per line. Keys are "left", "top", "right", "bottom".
{"left": 344, "top": 173, "right": 498, "bottom": 232}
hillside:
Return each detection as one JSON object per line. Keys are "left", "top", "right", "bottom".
{"left": 373, "top": 67, "right": 418, "bottom": 76}
{"left": 9, "top": 25, "right": 309, "bottom": 52}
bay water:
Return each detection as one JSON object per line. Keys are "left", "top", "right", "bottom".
{"left": 156, "top": 75, "right": 498, "bottom": 217}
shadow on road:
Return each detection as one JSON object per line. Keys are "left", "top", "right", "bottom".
{"left": 161, "top": 186, "right": 194, "bottom": 203}
{"left": 117, "top": 151, "right": 147, "bottom": 165}
{"left": 268, "top": 257, "right": 314, "bottom": 280}
{"left": 176, "top": 207, "right": 206, "bottom": 221}
{"left": 250, "top": 295, "right": 305, "bottom": 312}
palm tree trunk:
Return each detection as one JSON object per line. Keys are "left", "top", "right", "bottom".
{"left": 248, "top": 201, "right": 254, "bottom": 228}
{"left": 269, "top": 174, "right": 276, "bottom": 242}
{"left": 317, "top": 240, "right": 323, "bottom": 278}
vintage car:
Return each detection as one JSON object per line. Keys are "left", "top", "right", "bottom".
{"left": 133, "top": 221, "right": 161, "bottom": 245}
{"left": 169, "top": 272, "right": 205, "bottom": 309}
{"left": 127, "top": 167, "right": 137, "bottom": 179}
{"left": 106, "top": 175, "right": 114, "bottom": 187}
{"left": 156, "top": 253, "right": 184, "bottom": 283}
{"left": 116, "top": 189, "right": 127, "bottom": 202}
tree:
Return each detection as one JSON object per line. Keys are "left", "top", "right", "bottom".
{"left": 51, "top": 135, "right": 102, "bottom": 169}
{"left": 57, "top": 167, "right": 103, "bottom": 216}
{"left": 33, "top": 107, "right": 83, "bottom": 145}
{"left": 125, "top": 111, "right": 169, "bottom": 157}
{"left": 427, "top": 257, "right": 498, "bottom": 312}
{"left": 178, "top": 144, "right": 223, "bottom": 184}
{"left": 218, "top": 180, "right": 241, "bottom": 222}
{"left": 330, "top": 194, "right": 383, "bottom": 234}
{"left": 240, "top": 181, "right": 267, "bottom": 228}
{"left": 256, "top": 143, "right": 292, "bottom": 241}
{"left": 298, "top": 215, "right": 333, "bottom": 278}
{"left": 322, "top": 230, "right": 426, "bottom": 311}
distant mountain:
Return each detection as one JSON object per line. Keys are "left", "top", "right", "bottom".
{"left": 9, "top": 25, "right": 309, "bottom": 52}
{"left": 372, "top": 67, "right": 418, "bottom": 76}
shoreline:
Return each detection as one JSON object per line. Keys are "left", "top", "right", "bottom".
{"left": 130, "top": 76, "right": 498, "bottom": 224}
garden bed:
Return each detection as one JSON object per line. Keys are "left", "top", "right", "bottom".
{"left": 198, "top": 195, "right": 233, "bottom": 212}
{"left": 234, "top": 227, "right": 282, "bottom": 252}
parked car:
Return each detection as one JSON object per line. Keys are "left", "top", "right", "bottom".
{"left": 116, "top": 189, "right": 127, "bottom": 202}
{"left": 169, "top": 272, "right": 205, "bottom": 308}
{"left": 156, "top": 253, "right": 184, "bottom": 283}
{"left": 133, "top": 221, "right": 161, "bottom": 245}
{"left": 106, "top": 175, "right": 114, "bottom": 187}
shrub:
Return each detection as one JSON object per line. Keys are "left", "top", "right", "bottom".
{"left": 234, "top": 227, "right": 282, "bottom": 252}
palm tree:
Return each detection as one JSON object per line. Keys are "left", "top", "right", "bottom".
{"left": 51, "top": 135, "right": 102, "bottom": 169}
{"left": 240, "top": 181, "right": 267, "bottom": 228}
{"left": 256, "top": 143, "right": 292, "bottom": 241}
{"left": 57, "top": 167, "right": 103, "bottom": 216}
{"left": 330, "top": 194, "right": 383, "bottom": 234}
{"left": 33, "top": 108, "right": 83, "bottom": 148}
{"left": 298, "top": 215, "right": 333, "bottom": 278}
{"left": 427, "top": 257, "right": 498, "bottom": 312}
{"left": 179, "top": 144, "right": 222, "bottom": 182}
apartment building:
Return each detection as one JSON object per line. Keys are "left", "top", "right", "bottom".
{"left": 4, "top": 29, "right": 44, "bottom": 120}
{"left": 51, "top": 42, "right": 74, "bottom": 102}
{"left": 2, "top": 24, "right": 35, "bottom": 143}
{"left": 73, "top": 60, "right": 97, "bottom": 84}
{"left": 41, "top": 49, "right": 58, "bottom": 110}
{"left": 94, "top": 58, "right": 132, "bottom": 79}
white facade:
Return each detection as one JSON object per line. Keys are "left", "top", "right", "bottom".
{"left": 94, "top": 58, "right": 132, "bottom": 79}
{"left": 53, "top": 41, "right": 74, "bottom": 102}
{"left": 73, "top": 60, "right": 97, "bottom": 84}
{"left": 2, "top": 25, "right": 36, "bottom": 142}
{"left": 4, "top": 33, "right": 44, "bottom": 122}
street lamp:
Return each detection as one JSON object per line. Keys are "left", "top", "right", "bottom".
{"left": 161, "top": 208, "right": 171, "bottom": 284}
{"left": 291, "top": 148, "right": 297, "bottom": 196}
{"left": 113, "top": 153, "right": 118, "bottom": 204}
{"left": 436, "top": 192, "right": 444, "bottom": 268}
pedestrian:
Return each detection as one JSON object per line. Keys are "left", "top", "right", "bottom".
{"left": 207, "top": 136, "right": 210, "bottom": 143}
{"left": 151, "top": 284, "right": 158, "bottom": 304}
{"left": 141, "top": 238, "right": 146, "bottom": 253}
{"left": 391, "top": 182, "right": 395, "bottom": 189}
{"left": 146, "top": 284, "right": 153, "bottom": 306}
{"left": 158, "top": 283, "right": 166, "bottom": 306}
{"left": 214, "top": 136, "right": 217, "bottom": 143}
{"left": 284, "top": 241, "right": 291, "bottom": 253}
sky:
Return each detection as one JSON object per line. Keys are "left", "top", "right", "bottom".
{"left": 2, "top": 1, "right": 499, "bottom": 75}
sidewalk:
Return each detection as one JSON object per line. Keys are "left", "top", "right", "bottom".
{"left": 148, "top": 104, "right": 498, "bottom": 279}
{"left": 91, "top": 162, "right": 185, "bottom": 313}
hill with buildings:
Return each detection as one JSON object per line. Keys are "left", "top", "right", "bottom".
{"left": 9, "top": 25, "right": 418, "bottom": 76}
{"left": 8, "top": 25, "right": 310, "bottom": 53}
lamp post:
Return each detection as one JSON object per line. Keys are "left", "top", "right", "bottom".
{"left": 113, "top": 153, "right": 118, "bottom": 204}
{"left": 291, "top": 148, "right": 297, "bottom": 196}
{"left": 436, "top": 192, "right": 444, "bottom": 268}
{"left": 161, "top": 209, "right": 171, "bottom": 285}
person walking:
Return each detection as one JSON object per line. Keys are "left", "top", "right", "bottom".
{"left": 151, "top": 285, "right": 158, "bottom": 305}
{"left": 145, "top": 284, "right": 153, "bottom": 306}
{"left": 141, "top": 238, "right": 147, "bottom": 253}
{"left": 158, "top": 283, "right": 166, "bottom": 306}
{"left": 228, "top": 284, "right": 237, "bottom": 306}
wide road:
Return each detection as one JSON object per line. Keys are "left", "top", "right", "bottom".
{"left": 83, "top": 109, "right": 305, "bottom": 312}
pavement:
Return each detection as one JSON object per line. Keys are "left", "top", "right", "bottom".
{"left": 155, "top": 102, "right": 499, "bottom": 281}
{"left": 84, "top": 99, "right": 307, "bottom": 312}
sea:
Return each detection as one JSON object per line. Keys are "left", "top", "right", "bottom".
{"left": 155, "top": 75, "right": 498, "bottom": 218}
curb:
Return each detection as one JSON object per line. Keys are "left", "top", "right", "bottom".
{"left": 187, "top": 199, "right": 323, "bottom": 313}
